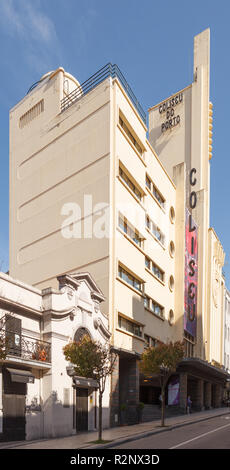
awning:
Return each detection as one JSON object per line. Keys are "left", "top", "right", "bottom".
{"left": 177, "top": 358, "right": 230, "bottom": 383}
{"left": 6, "top": 368, "right": 35, "bottom": 384}
{"left": 73, "top": 376, "right": 99, "bottom": 389}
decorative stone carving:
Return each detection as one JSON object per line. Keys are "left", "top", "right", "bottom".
{"left": 67, "top": 288, "right": 74, "bottom": 301}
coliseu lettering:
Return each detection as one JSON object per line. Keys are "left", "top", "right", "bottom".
{"left": 188, "top": 168, "right": 197, "bottom": 323}
{"left": 159, "top": 93, "right": 183, "bottom": 133}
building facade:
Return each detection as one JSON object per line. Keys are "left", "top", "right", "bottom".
{"left": 224, "top": 288, "right": 230, "bottom": 373}
{"left": 8, "top": 29, "right": 229, "bottom": 428}
{"left": 0, "top": 272, "right": 110, "bottom": 441}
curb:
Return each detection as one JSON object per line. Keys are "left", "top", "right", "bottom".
{"left": 0, "top": 409, "right": 229, "bottom": 450}
{"left": 83, "top": 410, "right": 230, "bottom": 449}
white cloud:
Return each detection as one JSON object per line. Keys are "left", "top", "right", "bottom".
{"left": 0, "top": 0, "right": 25, "bottom": 36}
{"left": 0, "top": 0, "right": 57, "bottom": 45}
{"left": 0, "top": 0, "right": 62, "bottom": 74}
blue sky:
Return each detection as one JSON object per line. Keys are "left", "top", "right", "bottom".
{"left": 0, "top": 0, "right": 230, "bottom": 284}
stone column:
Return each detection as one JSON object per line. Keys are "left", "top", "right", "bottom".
{"left": 204, "top": 382, "right": 211, "bottom": 409}
{"left": 213, "top": 384, "right": 222, "bottom": 408}
{"left": 127, "top": 359, "right": 139, "bottom": 405}
{"left": 110, "top": 355, "right": 119, "bottom": 427}
{"left": 126, "top": 358, "right": 139, "bottom": 425}
{"left": 179, "top": 372, "right": 187, "bottom": 412}
{"left": 195, "top": 379, "right": 204, "bottom": 410}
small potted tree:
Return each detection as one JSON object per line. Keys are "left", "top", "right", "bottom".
{"left": 120, "top": 403, "right": 127, "bottom": 425}
{"left": 137, "top": 401, "right": 145, "bottom": 423}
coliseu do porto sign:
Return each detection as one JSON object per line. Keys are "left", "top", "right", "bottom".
{"left": 159, "top": 93, "right": 183, "bottom": 133}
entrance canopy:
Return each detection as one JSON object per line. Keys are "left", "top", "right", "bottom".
{"left": 177, "top": 358, "right": 230, "bottom": 384}
{"left": 6, "top": 368, "right": 35, "bottom": 384}
{"left": 73, "top": 376, "right": 98, "bottom": 389}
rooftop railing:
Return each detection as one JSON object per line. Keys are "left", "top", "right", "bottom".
{"left": 60, "top": 63, "right": 147, "bottom": 125}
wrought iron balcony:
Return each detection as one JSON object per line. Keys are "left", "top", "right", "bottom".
{"left": 60, "top": 63, "right": 147, "bottom": 125}
{"left": 0, "top": 329, "right": 51, "bottom": 364}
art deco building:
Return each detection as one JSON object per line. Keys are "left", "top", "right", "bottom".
{"left": 224, "top": 288, "right": 230, "bottom": 374}
{"left": 8, "top": 28, "right": 229, "bottom": 427}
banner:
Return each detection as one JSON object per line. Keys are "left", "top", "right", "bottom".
{"left": 168, "top": 378, "right": 180, "bottom": 405}
{"left": 184, "top": 208, "right": 198, "bottom": 337}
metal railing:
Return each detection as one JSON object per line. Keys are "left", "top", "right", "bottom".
{"left": 0, "top": 329, "right": 51, "bottom": 364}
{"left": 60, "top": 63, "right": 147, "bottom": 125}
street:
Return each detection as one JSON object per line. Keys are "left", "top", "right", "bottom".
{"left": 113, "top": 415, "right": 230, "bottom": 449}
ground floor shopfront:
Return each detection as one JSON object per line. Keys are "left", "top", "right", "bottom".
{"left": 110, "top": 352, "right": 230, "bottom": 426}
{"left": 0, "top": 364, "right": 103, "bottom": 442}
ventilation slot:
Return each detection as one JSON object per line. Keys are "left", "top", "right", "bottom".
{"left": 19, "top": 99, "right": 44, "bottom": 129}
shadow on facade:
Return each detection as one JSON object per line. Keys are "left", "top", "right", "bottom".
{"left": 7, "top": 389, "right": 111, "bottom": 442}
{"left": 110, "top": 293, "right": 230, "bottom": 427}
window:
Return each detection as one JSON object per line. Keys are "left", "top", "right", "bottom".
{"left": 169, "top": 240, "right": 175, "bottom": 257}
{"left": 168, "top": 309, "right": 174, "bottom": 326}
{"left": 184, "top": 331, "right": 195, "bottom": 358}
{"left": 146, "top": 215, "right": 150, "bottom": 230}
{"left": 146, "top": 175, "right": 151, "bottom": 190}
{"left": 144, "top": 295, "right": 164, "bottom": 318}
{"left": 118, "top": 315, "right": 142, "bottom": 338}
{"left": 118, "top": 214, "right": 142, "bottom": 248}
{"left": 169, "top": 275, "right": 175, "bottom": 291}
{"left": 151, "top": 301, "right": 163, "bottom": 316}
{"left": 118, "top": 265, "right": 143, "bottom": 292}
{"left": 5, "top": 314, "right": 22, "bottom": 357}
{"left": 144, "top": 334, "right": 158, "bottom": 349}
{"left": 145, "top": 256, "right": 164, "bottom": 282}
{"left": 146, "top": 215, "right": 165, "bottom": 247}
{"left": 152, "top": 183, "right": 164, "bottom": 206}
{"left": 170, "top": 206, "right": 175, "bottom": 223}
{"left": 144, "top": 295, "right": 150, "bottom": 309}
{"left": 152, "top": 262, "right": 164, "bottom": 282}
{"left": 145, "top": 174, "right": 165, "bottom": 208}
{"left": 152, "top": 220, "right": 165, "bottom": 244}
{"left": 119, "top": 167, "right": 142, "bottom": 201}
{"left": 119, "top": 116, "right": 143, "bottom": 156}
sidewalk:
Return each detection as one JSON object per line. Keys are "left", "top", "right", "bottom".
{"left": 0, "top": 407, "right": 229, "bottom": 449}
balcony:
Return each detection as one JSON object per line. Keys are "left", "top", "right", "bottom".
{"left": 60, "top": 63, "right": 147, "bottom": 125}
{"left": 0, "top": 329, "right": 51, "bottom": 365}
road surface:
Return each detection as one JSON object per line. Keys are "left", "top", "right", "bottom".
{"left": 113, "top": 415, "right": 230, "bottom": 449}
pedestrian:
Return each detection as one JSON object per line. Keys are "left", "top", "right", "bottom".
{"left": 159, "top": 393, "right": 162, "bottom": 409}
{"left": 187, "top": 395, "right": 192, "bottom": 414}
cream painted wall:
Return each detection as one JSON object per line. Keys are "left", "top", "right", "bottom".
{"left": 147, "top": 29, "right": 225, "bottom": 364}
{"left": 10, "top": 72, "right": 111, "bottom": 322}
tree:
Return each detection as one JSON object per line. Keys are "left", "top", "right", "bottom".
{"left": 63, "top": 335, "right": 117, "bottom": 442}
{"left": 139, "top": 341, "right": 184, "bottom": 427}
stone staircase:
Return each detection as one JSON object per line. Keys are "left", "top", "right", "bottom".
{"left": 142, "top": 404, "right": 184, "bottom": 423}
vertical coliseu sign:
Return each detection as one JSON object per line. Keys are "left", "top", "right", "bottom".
{"left": 184, "top": 168, "right": 198, "bottom": 337}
